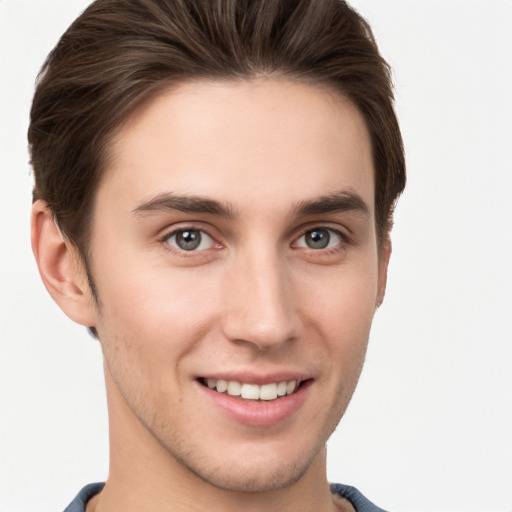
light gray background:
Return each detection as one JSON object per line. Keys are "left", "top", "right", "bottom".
{"left": 1, "top": 1, "right": 511, "bottom": 511}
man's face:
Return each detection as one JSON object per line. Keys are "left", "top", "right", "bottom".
{"left": 87, "top": 79, "right": 387, "bottom": 492}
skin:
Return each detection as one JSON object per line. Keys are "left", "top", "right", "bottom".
{"left": 32, "top": 79, "right": 390, "bottom": 512}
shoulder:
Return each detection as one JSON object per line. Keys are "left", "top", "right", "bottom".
{"left": 331, "top": 483, "right": 390, "bottom": 512}
{"left": 63, "top": 483, "right": 104, "bottom": 512}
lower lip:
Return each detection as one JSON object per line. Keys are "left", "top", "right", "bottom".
{"left": 197, "top": 380, "right": 312, "bottom": 427}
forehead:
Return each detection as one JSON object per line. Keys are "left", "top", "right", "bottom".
{"left": 101, "top": 79, "right": 374, "bottom": 217}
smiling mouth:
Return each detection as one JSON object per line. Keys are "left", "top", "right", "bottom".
{"left": 199, "top": 378, "right": 307, "bottom": 401}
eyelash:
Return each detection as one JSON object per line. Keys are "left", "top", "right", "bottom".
{"left": 159, "top": 227, "right": 219, "bottom": 257}
{"left": 293, "top": 226, "right": 348, "bottom": 254}
{"left": 158, "top": 225, "right": 349, "bottom": 257}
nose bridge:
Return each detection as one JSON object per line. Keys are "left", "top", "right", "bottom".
{"left": 221, "top": 244, "right": 298, "bottom": 349}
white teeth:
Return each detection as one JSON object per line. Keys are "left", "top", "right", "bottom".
{"left": 241, "top": 383, "right": 260, "bottom": 400}
{"left": 277, "top": 381, "right": 288, "bottom": 396}
{"left": 216, "top": 379, "right": 228, "bottom": 393}
{"left": 205, "top": 379, "right": 300, "bottom": 400}
{"left": 260, "top": 383, "right": 278, "bottom": 401}
{"left": 227, "top": 381, "right": 241, "bottom": 396}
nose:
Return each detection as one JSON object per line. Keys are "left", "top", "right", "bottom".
{"left": 220, "top": 249, "right": 300, "bottom": 350}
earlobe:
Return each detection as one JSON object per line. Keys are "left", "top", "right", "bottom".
{"left": 31, "top": 200, "right": 97, "bottom": 327}
{"left": 376, "top": 238, "right": 392, "bottom": 308}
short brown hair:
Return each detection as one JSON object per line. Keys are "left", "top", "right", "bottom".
{"left": 29, "top": 0, "right": 405, "bottom": 261}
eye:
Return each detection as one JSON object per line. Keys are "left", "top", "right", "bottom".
{"left": 295, "top": 228, "right": 343, "bottom": 250}
{"left": 165, "top": 229, "right": 216, "bottom": 252}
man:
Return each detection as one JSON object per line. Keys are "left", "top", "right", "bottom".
{"left": 29, "top": 0, "right": 405, "bottom": 511}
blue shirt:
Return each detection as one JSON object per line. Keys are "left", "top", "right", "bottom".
{"left": 64, "top": 482, "right": 388, "bottom": 512}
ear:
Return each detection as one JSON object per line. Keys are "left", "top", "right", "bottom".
{"left": 376, "top": 237, "right": 392, "bottom": 308}
{"left": 31, "top": 200, "right": 97, "bottom": 327}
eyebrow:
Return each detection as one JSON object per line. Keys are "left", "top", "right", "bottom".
{"left": 132, "top": 192, "right": 238, "bottom": 218}
{"left": 132, "top": 190, "right": 369, "bottom": 220}
{"left": 293, "top": 191, "right": 370, "bottom": 218}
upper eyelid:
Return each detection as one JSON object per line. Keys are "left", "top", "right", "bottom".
{"left": 297, "top": 226, "right": 344, "bottom": 237}
{"left": 159, "top": 223, "right": 219, "bottom": 240}
{"left": 293, "top": 224, "right": 349, "bottom": 242}
{"left": 296, "top": 212, "right": 364, "bottom": 236}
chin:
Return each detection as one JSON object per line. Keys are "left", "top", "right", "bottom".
{"left": 154, "top": 419, "right": 336, "bottom": 494}
{"left": 182, "top": 453, "right": 315, "bottom": 493}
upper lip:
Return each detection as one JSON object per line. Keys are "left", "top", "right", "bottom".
{"left": 197, "top": 371, "right": 313, "bottom": 386}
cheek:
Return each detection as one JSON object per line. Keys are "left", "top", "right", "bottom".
{"left": 299, "top": 261, "right": 378, "bottom": 368}
{"left": 94, "top": 262, "right": 220, "bottom": 378}
{"left": 301, "top": 260, "right": 379, "bottom": 327}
